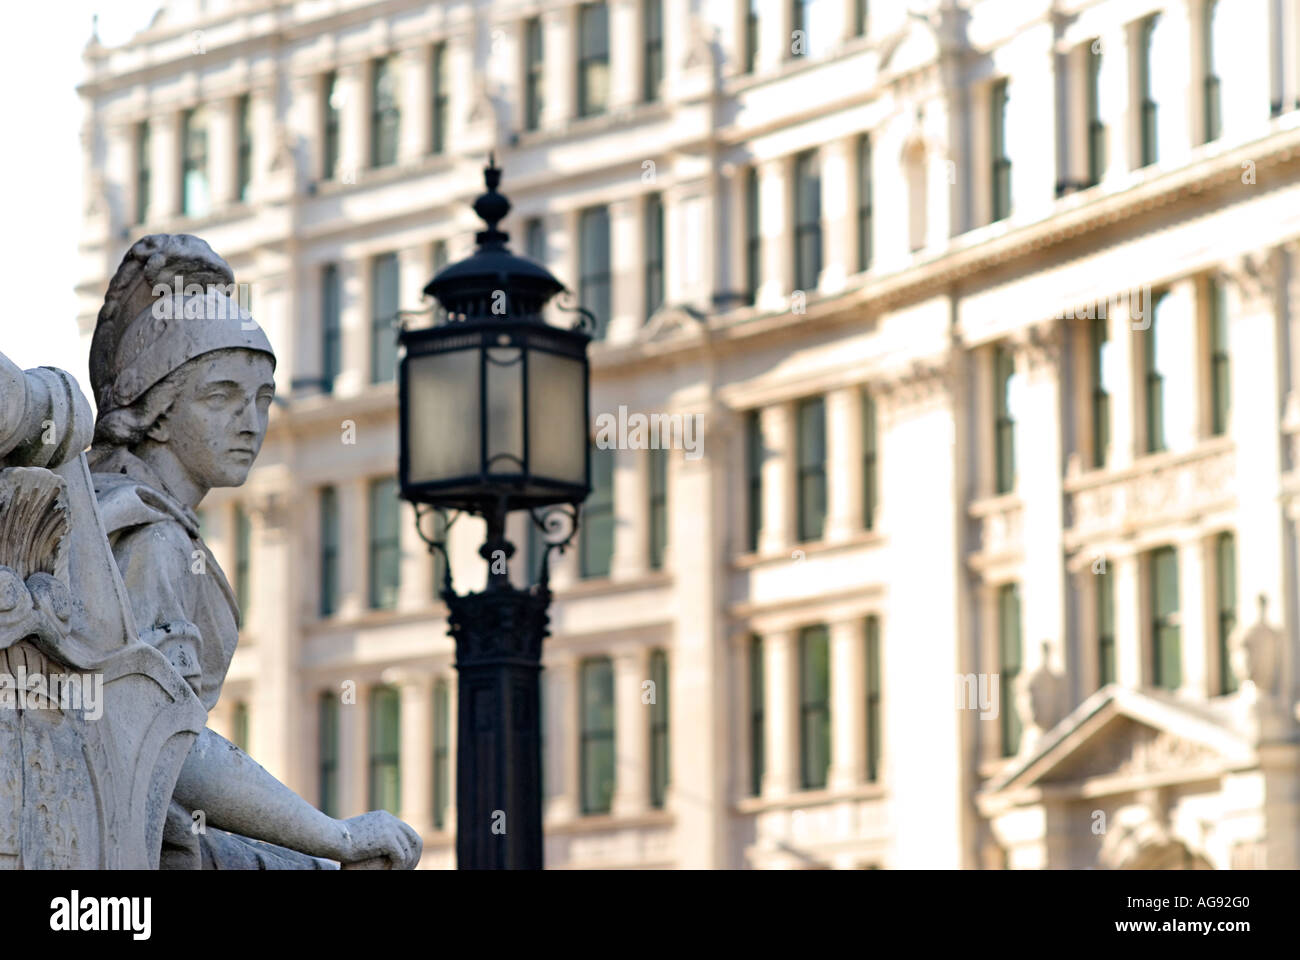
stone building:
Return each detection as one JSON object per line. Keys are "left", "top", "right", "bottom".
{"left": 76, "top": 0, "right": 1300, "bottom": 868}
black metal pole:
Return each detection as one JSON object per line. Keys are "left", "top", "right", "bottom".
{"left": 444, "top": 498, "right": 550, "bottom": 869}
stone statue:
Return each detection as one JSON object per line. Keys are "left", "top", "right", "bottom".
{"left": 0, "top": 233, "right": 423, "bottom": 869}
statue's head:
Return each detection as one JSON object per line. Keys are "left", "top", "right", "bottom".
{"left": 89, "top": 235, "right": 276, "bottom": 492}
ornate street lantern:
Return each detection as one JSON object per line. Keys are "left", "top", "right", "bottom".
{"left": 396, "top": 156, "right": 594, "bottom": 869}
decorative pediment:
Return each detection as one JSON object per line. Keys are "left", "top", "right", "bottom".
{"left": 641, "top": 304, "right": 707, "bottom": 343}
{"left": 1038, "top": 719, "right": 1221, "bottom": 785}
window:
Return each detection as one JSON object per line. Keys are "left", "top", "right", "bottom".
{"left": 1216, "top": 533, "right": 1237, "bottom": 694}
{"left": 649, "top": 447, "right": 668, "bottom": 570}
{"left": 432, "top": 43, "right": 449, "bottom": 154}
{"left": 990, "top": 79, "right": 1011, "bottom": 221}
{"left": 1086, "top": 42, "right": 1105, "bottom": 185}
{"left": 525, "top": 18, "right": 545, "bottom": 131}
{"left": 649, "top": 648, "right": 669, "bottom": 807}
{"left": 745, "top": 0, "right": 760, "bottom": 73}
{"left": 232, "top": 701, "right": 249, "bottom": 752}
{"left": 854, "top": 0, "right": 868, "bottom": 37}
{"left": 321, "top": 264, "right": 341, "bottom": 392}
{"left": 319, "top": 486, "right": 339, "bottom": 618}
{"left": 428, "top": 509, "right": 448, "bottom": 598}
{"left": 234, "top": 504, "right": 251, "bottom": 620}
{"left": 578, "top": 2, "right": 610, "bottom": 118}
{"left": 236, "top": 94, "right": 252, "bottom": 202}
{"left": 1151, "top": 546, "right": 1180, "bottom": 689}
{"left": 862, "top": 389, "right": 877, "bottom": 530}
{"left": 1146, "top": 292, "right": 1170, "bottom": 453}
{"left": 431, "top": 240, "right": 448, "bottom": 275}
{"left": 1209, "top": 278, "right": 1230, "bottom": 437}
{"left": 865, "top": 615, "right": 881, "bottom": 781}
{"left": 181, "top": 106, "right": 211, "bottom": 218}
{"left": 1139, "top": 16, "right": 1159, "bottom": 166}
{"left": 994, "top": 345, "right": 1018, "bottom": 494}
{"left": 1203, "top": 0, "right": 1223, "bottom": 143}
{"left": 371, "top": 252, "right": 400, "bottom": 383}
{"left": 579, "top": 206, "right": 612, "bottom": 339}
{"left": 433, "top": 679, "right": 450, "bottom": 828}
{"left": 796, "top": 396, "right": 827, "bottom": 542}
{"left": 318, "top": 692, "right": 339, "bottom": 817}
{"left": 323, "top": 71, "right": 341, "bottom": 179}
{"left": 135, "top": 121, "right": 151, "bottom": 224}
{"left": 746, "top": 410, "right": 763, "bottom": 552}
{"left": 368, "top": 476, "right": 401, "bottom": 610}
{"left": 581, "top": 444, "right": 615, "bottom": 578}
{"left": 580, "top": 656, "right": 615, "bottom": 814}
{"left": 644, "top": 0, "right": 664, "bottom": 101}
{"left": 745, "top": 167, "right": 762, "bottom": 304}
{"left": 1097, "top": 563, "right": 1115, "bottom": 688}
{"left": 792, "top": 0, "right": 833, "bottom": 58}
{"left": 524, "top": 218, "right": 546, "bottom": 263}
{"left": 749, "top": 635, "right": 765, "bottom": 796}
{"left": 523, "top": 514, "right": 550, "bottom": 583}
{"left": 371, "top": 55, "right": 401, "bottom": 168}
{"left": 998, "top": 583, "right": 1022, "bottom": 757}
{"left": 1091, "top": 314, "right": 1111, "bottom": 467}
{"left": 857, "top": 134, "right": 873, "bottom": 271}
{"left": 799, "top": 625, "right": 830, "bottom": 789}
{"left": 1271, "top": 0, "right": 1300, "bottom": 116}
{"left": 793, "top": 150, "right": 822, "bottom": 292}
{"left": 645, "top": 192, "right": 665, "bottom": 322}
{"left": 369, "top": 685, "right": 401, "bottom": 814}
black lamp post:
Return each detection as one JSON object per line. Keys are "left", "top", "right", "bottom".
{"left": 397, "top": 156, "right": 594, "bottom": 869}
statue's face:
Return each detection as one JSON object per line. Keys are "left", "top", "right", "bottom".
{"left": 162, "top": 349, "right": 275, "bottom": 488}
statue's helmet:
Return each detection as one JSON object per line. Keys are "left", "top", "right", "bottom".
{"left": 89, "top": 234, "right": 275, "bottom": 418}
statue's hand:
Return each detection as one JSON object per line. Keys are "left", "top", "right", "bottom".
{"left": 336, "top": 810, "right": 422, "bottom": 870}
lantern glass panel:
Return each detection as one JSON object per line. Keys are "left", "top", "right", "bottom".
{"left": 407, "top": 348, "right": 481, "bottom": 485}
{"left": 528, "top": 349, "right": 587, "bottom": 487}
{"left": 486, "top": 345, "right": 525, "bottom": 475}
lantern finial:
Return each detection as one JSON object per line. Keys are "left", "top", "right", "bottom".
{"left": 474, "top": 154, "right": 509, "bottom": 248}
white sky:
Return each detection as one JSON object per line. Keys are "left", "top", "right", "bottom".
{"left": 0, "top": 2, "right": 162, "bottom": 398}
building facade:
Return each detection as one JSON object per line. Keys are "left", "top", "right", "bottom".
{"left": 76, "top": 0, "right": 1300, "bottom": 868}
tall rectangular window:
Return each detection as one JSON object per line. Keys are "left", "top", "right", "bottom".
{"left": 323, "top": 71, "right": 341, "bottom": 179}
{"left": 181, "top": 106, "right": 211, "bottom": 218}
{"left": 799, "top": 625, "right": 831, "bottom": 790}
{"left": 746, "top": 410, "right": 763, "bottom": 552}
{"left": 1091, "top": 314, "right": 1111, "bottom": 467}
{"left": 433, "top": 679, "right": 450, "bottom": 828}
{"left": 371, "top": 55, "right": 401, "bottom": 168}
{"left": 236, "top": 94, "right": 252, "bottom": 202}
{"left": 321, "top": 264, "right": 341, "bottom": 392}
{"left": 319, "top": 486, "right": 339, "bottom": 618}
{"left": 578, "top": 2, "right": 610, "bottom": 118}
{"left": 524, "top": 18, "right": 545, "bottom": 131}
{"left": 233, "top": 701, "right": 249, "bottom": 752}
{"left": 749, "top": 635, "right": 765, "bottom": 796}
{"left": 1216, "top": 533, "right": 1237, "bottom": 694}
{"left": 862, "top": 389, "right": 877, "bottom": 530}
{"left": 1151, "top": 545, "right": 1180, "bottom": 689}
{"left": 998, "top": 583, "right": 1022, "bottom": 757}
{"left": 318, "top": 692, "right": 339, "bottom": 817}
{"left": 643, "top": 0, "right": 664, "bottom": 102}
{"left": 644, "top": 193, "right": 664, "bottom": 323}
{"left": 1139, "top": 16, "right": 1159, "bottom": 166}
{"left": 857, "top": 134, "right": 872, "bottom": 271}
{"left": 1209, "top": 278, "right": 1230, "bottom": 437}
{"left": 371, "top": 252, "right": 400, "bottom": 383}
{"left": 745, "top": 167, "right": 762, "bottom": 304}
{"left": 368, "top": 477, "right": 401, "bottom": 610}
{"left": 865, "top": 615, "right": 881, "bottom": 782}
{"left": 429, "top": 509, "right": 448, "bottom": 599}
{"left": 1146, "top": 292, "right": 1170, "bottom": 453}
{"left": 648, "top": 447, "right": 668, "bottom": 570}
{"left": 234, "top": 504, "right": 251, "bottom": 620}
{"left": 581, "top": 444, "right": 614, "bottom": 578}
{"left": 579, "top": 206, "right": 612, "bottom": 339}
{"left": 794, "top": 150, "right": 822, "bottom": 292}
{"left": 524, "top": 218, "right": 546, "bottom": 263}
{"left": 792, "top": 0, "right": 832, "bottom": 58}
{"left": 855, "top": 0, "right": 868, "bottom": 37}
{"left": 990, "top": 79, "right": 1011, "bottom": 221}
{"left": 135, "top": 120, "right": 151, "bottom": 224}
{"left": 1203, "top": 0, "right": 1223, "bottom": 143}
{"left": 796, "top": 396, "right": 827, "bottom": 542}
{"left": 745, "top": 0, "right": 760, "bottom": 73}
{"left": 1087, "top": 42, "right": 1105, "bottom": 185}
{"left": 368, "top": 685, "right": 401, "bottom": 814}
{"left": 1097, "top": 564, "right": 1115, "bottom": 688}
{"left": 580, "top": 656, "right": 615, "bottom": 814}
{"left": 649, "top": 649, "right": 669, "bottom": 807}
{"left": 994, "top": 345, "right": 1017, "bottom": 494}
{"left": 431, "top": 42, "right": 449, "bottom": 154}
